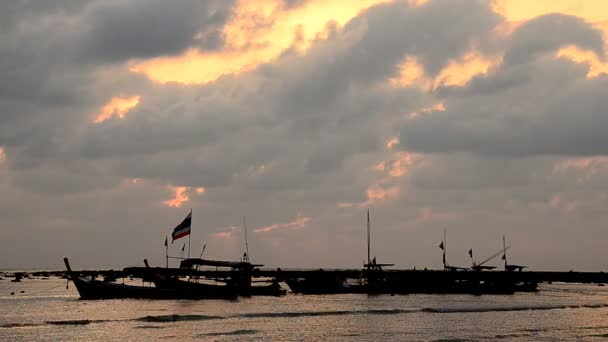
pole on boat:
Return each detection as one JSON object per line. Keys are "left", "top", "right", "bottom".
{"left": 443, "top": 228, "right": 447, "bottom": 270}
{"left": 243, "top": 216, "right": 250, "bottom": 262}
{"left": 188, "top": 208, "right": 192, "bottom": 259}
{"left": 503, "top": 235, "right": 508, "bottom": 269}
{"left": 165, "top": 235, "right": 169, "bottom": 268}
{"left": 63, "top": 257, "right": 72, "bottom": 276}
{"left": 367, "top": 208, "right": 371, "bottom": 266}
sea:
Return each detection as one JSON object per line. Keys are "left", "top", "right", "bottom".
{"left": 3, "top": 277, "right": 608, "bottom": 341}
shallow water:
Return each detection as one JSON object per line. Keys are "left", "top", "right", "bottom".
{"left": 2, "top": 278, "right": 608, "bottom": 340}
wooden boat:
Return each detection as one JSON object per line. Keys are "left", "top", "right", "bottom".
{"left": 64, "top": 258, "right": 179, "bottom": 300}
{"left": 176, "top": 258, "right": 285, "bottom": 297}
{"left": 64, "top": 258, "right": 237, "bottom": 300}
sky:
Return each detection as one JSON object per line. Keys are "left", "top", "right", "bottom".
{"left": 1, "top": 0, "right": 608, "bottom": 271}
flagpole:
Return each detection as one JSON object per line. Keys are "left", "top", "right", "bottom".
{"left": 165, "top": 236, "right": 169, "bottom": 268}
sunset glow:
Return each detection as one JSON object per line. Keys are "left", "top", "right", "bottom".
{"left": 163, "top": 186, "right": 191, "bottom": 208}
{"left": 94, "top": 95, "right": 141, "bottom": 123}
{"left": 254, "top": 214, "right": 312, "bottom": 233}
{"left": 130, "top": 0, "right": 390, "bottom": 84}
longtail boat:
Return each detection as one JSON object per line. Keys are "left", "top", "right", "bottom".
{"left": 64, "top": 258, "right": 238, "bottom": 300}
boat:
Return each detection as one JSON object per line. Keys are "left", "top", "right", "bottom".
{"left": 285, "top": 209, "right": 392, "bottom": 295}
{"left": 174, "top": 258, "right": 286, "bottom": 297}
{"left": 64, "top": 258, "right": 237, "bottom": 300}
{"left": 64, "top": 258, "right": 179, "bottom": 300}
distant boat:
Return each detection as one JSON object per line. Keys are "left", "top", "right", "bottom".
{"left": 285, "top": 209, "right": 392, "bottom": 295}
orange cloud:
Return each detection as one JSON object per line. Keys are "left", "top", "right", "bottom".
{"left": 553, "top": 156, "right": 608, "bottom": 183}
{"left": 407, "top": 0, "right": 428, "bottom": 7}
{"left": 388, "top": 152, "right": 417, "bottom": 177}
{"left": 254, "top": 214, "right": 311, "bottom": 233}
{"left": 391, "top": 51, "right": 499, "bottom": 91}
{"left": 0, "top": 147, "right": 5, "bottom": 163}
{"left": 130, "top": 0, "right": 390, "bottom": 84}
{"left": 94, "top": 95, "right": 141, "bottom": 123}
{"left": 163, "top": 186, "right": 191, "bottom": 208}
{"left": 492, "top": 0, "right": 608, "bottom": 23}
{"left": 195, "top": 187, "right": 206, "bottom": 195}
{"left": 408, "top": 101, "right": 446, "bottom": 119}
{"left": 435, "top": 52, "right": 500, "bottom": 87}
{"left": 556, "top": 45, "right": 608, "bottom": 78}
{"left": 389, "top": 56, "right": 431, "bottom": 90}
{"left": 385, "top": 137, "right": 399, "bottom": 150}
{"left": 211, "top": 226, "right": 240, "bottom": 238}
{"left": 366, "top": 184, "right": 400, "bottom": 202}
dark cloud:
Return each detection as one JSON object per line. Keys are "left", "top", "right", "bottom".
{"left": 78, "top": 0, "right": 235, "bottom": 62}
{"left": 504, "top": 14, "right": 605, "bottom": 66}
{"left": 401, "top": 28, "right": 608, "bottom": 157}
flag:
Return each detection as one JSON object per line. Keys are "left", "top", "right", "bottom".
{"left": 501, "top": 254, "right": 506, "bottom": 260}
{"left": 438, "top": 241, "right": 444, "bottom": 250}
{"left": 172, "top": 211, "right": 192, "bottom": 242}
{"left": 164, "top": 236, "right": 168, "bottom": 247}
{"left": 468, "top": 249, "right": 473, "bottom": 258}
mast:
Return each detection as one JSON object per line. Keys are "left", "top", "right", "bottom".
{"left": 367, "top": 208, "right": 371, "bottom": 265}
{"left": 243, "top": 216, "right": 250, "bottom": 262}
{"left": 503, "top": 235, "right": 508, "bottom": 268}
{"left": 443, "top": 228, "right": 447, "bottom": 269}
{"left": 188, "top": 208, "right": 192, "bottom": 259}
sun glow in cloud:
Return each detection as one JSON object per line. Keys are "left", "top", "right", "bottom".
{"left": 390, "top": 51, "right": 499, "bottom": 91}
{"left": 492, "top": 0, "right": 608, "bottom": 23}
{"left": 254, "top": 214, "right": 311, "bottom": 233}
{"left": 211, "top": 226, "right": 240, "bottom": 238}
{"left": 490, "top": 0, "right": 608, "bottom": 79}
{"left": 386, "top": 137, "right": 399, "bottom": 150}
{"left": 367, "top": 184, "right": 400, "bottom": 202}
{"left": 388, "top": 152, "right": 417, "bottom": 177}
{"left": 130, "top": 0, "right": 390, "bottom": 84}
{"left": 435, "top": 52, "right": 500, "bottom": 87}
{"left": 556, "top": 45, "right": 608, "bottom": 78}
{"left": 163, "top": 186, "right": 191, "bottom": 208}
{"left": 553, "top": 156, "right": 608, "bottom": 183}
{"left": 94, "top": 95, "right": 141, "bottom": 123}
{"left": 0, "top": 147, "right": 5, "bottom": 163}
{"left": 408, "top": 101, "right": 446, "bottom": 119}
{"left": 163, "top": 185, "right": 206, "bottom": 208}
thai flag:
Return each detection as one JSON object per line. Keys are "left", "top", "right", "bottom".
{"left": 172, "top": 211, "right": 192, "bottom": 242}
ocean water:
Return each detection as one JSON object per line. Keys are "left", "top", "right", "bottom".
{"left": 2, "top": 277, "right": 608, "bottom": 341}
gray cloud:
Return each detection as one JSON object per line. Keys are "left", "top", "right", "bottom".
{"left": 2, "top": 0, "right": 608, "bottom": 270}
{"left": 401, "top": 14, "right": 608, "bottom": 157}
{"left": 78, "top": 0, "right": 235, "bottom": 62}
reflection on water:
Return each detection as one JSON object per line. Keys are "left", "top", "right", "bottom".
{"left": 2, "top": 278, "right": 608, "bottom": 340}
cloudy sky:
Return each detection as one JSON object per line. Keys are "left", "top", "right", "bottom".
{"left": 1, "top": 0, "right": 608, "bottom": 271}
